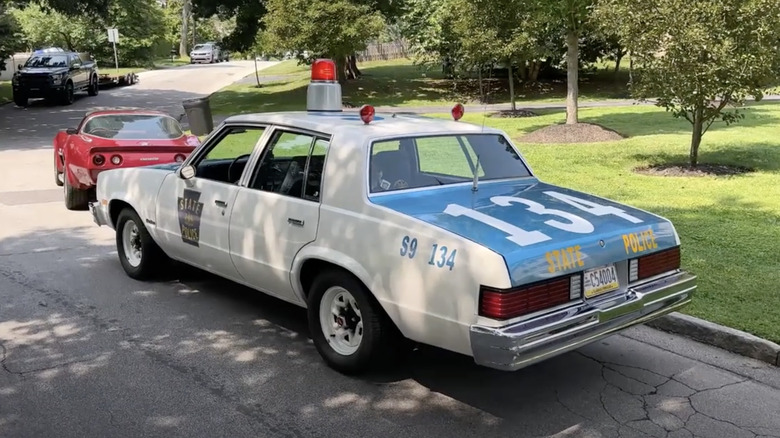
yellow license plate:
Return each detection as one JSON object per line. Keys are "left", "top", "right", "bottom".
{"left": 583, "top": 264, "right": 619, "bottom": 298}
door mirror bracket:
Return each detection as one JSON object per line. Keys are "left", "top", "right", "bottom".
{"left": 179, "top": 165, "right": 196, "bottom": 180}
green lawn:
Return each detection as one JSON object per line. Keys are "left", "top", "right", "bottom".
{"left": 425, "top": 104, "right": 779, "bottom": 343}
{"left": 0, "top": 81, "right": 11, "bottom": 105}
{"left": 210, "top": 58, "right": 632, "bottom": 115}
{"left": 99, "top": 67, "right": 148, "bottom": 76}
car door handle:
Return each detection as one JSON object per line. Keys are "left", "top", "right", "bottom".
{"left": 287, "top": 218, "right": 304, "bottom": 227}
{"left": 215, "top": 200, "right": 228, "bottom": 208}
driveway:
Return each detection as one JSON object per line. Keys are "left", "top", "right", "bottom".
{"left": 0, "top": 61, "right": 778, "bottom": 438}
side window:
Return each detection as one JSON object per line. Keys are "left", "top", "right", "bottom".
{"left": 304, "top": 138, "right": 329, "bottom": 201}
{"left": 250, "top": 130, "right": 316, "bottom": 198}
{"left": 194, "top": 126, "right": 266, "bottom": 183}
{"left": 415, "top": 136, "right": 484, "bottom": 178}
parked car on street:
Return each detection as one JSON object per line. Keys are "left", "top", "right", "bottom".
{"left": 89, "top": 59, "right": 697, "bottom": 375}
{"left": 12, "top": 47, "right": 99, "bottom": 107}
{"left": 189, "top": 43, "right": 227, "bottom": 64}
{"left": 55, "top": 109, "right": 200, "bottom": 210}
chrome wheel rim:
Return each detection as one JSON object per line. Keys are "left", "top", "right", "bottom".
{"left": 122, "top": 220, "right": 142, "bottom": 268}
{"left": 319, "top": 286, "right": 363, "bottom": 356}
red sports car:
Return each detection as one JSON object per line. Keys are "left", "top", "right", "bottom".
{"left": 54, "top": 109, "right": 200, "bottom": 210}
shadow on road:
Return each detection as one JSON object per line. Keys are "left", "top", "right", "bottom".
{"left": 2, "top": 222, "right": 771, "bottom": 438}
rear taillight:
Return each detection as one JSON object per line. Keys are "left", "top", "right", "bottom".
{"left": 479, "top": 275, "right": 581, "bottom": 321}
{"left": 629, "top": 246, "right": 681, "bottom": 282}
{"left": 93, "top": 154, "right": 105, "bottom": 166}
{"left": 174, "top": 154, "right": 186, "bottom": 163}
{"left": 110, "top": 155, "right": 122, "bottom": 165}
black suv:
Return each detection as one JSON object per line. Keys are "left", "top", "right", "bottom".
{"left": 11, "top": 48, "right": 100, "bottom": 107}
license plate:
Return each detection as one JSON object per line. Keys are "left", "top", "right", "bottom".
{"left": 583, "top": 264, "right": 620, "bottom": 298}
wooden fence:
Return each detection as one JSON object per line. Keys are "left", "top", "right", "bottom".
{"left": 356, "top": 40, "right": 409, "bottom": 62}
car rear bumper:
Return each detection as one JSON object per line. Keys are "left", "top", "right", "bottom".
{"left": 89, "top": 201, "right": 109, "bottom": 227}
{"left": 469, "top": 270, "right": 697, "bottom": 371}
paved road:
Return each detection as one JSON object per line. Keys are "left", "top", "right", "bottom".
{"left": 0, "top": 62, "right": 778, "bottom": 438}
{"left": 0, "top": 60, "right": 269, "bottom": 151}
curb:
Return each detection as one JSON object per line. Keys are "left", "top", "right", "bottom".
{"left": 647, "top": 312, "right": 780, "bottom": 367}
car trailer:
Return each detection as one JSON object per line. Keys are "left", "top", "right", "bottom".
{"left": 98, "top": 72, "right": 139, "bottom": 88}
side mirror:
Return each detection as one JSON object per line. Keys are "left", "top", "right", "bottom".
{"left": 66, "top": 128, "right": 78, "bottom": 135}
{"left": 71, "top": 63, "right": 81, "bottom": 70}
{"left": 179, "top": 165, "right": 196, "bottom": 180}
{"left": 17, "top": 64, "right": 23, "bottom": 71}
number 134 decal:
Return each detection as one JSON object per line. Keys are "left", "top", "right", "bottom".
{"left": 443, "top": 191, "right": 644, "bottom": 247}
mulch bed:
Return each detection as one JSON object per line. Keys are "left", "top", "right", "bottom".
{"left": 633, "top": 163, "right": 754, "bottom": 177}
{"left": 518, "top": 122, "right": 625, "bottom": 144}
{"left": 490, "top": 109, "right": 538, "bottom": 118}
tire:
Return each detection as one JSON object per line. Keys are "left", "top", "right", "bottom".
{"left": 307, "top": 270, "right": 402, "bottom": 374}
{"left": 13, "top": 93, "right": 27, "bottom": 107}
{"left": 54, "top": 158, "right": 63, "bottom": 187}
{"left": 115, "top": 208, "right": 166, "bottom": 280}
{"left": 88, "top": 75, "right": 99, "bottom": 96}
{"left": 60, "top": 81, "right": 75, "bottom": 105}
{"left": 63, "top": 163, "right": 89, "bottom": 210}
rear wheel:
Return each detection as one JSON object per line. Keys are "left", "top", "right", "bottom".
{"left": 54, "top": 158, "right": 63, "bottom": 187}
{"left": 307, "top": 270, "right": 403, "bottom": 374}
{"left": 63, "top": 163, "right": 89, "bottom": 210}
{"left": 115, "top": 208, "right": 166, "bottom": 280}
{"left": 87, "top": 75, "right": 99, "bottom": 96}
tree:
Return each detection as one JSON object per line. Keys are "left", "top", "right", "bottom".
{"left": 535, "top": 0, "right": 594, "bottom": 124}
{"left": 262, "top": 0, "right": 385, "bottom": 81}
{"left": 596, "top": 0, "right": 780, "bottom": 166}
{"left": 11, "top": 0, "right": 166, "bottom": 66}
{"left": 399, "top": 0, "right": 462, "bottom": 71}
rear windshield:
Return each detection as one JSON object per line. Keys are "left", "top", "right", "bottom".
{"left": 369, "top": 133, "right": 531, "bottom": 193}
{"left": 82, "top": 114, "right": 184, "bottom": 140}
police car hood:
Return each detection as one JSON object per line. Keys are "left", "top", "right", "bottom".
{"left": 370, "top": 179, "right": 679, "bottom": 287}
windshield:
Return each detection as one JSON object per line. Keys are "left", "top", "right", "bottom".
{"left": 192, "top": 44, "right": 212, "bottom": 51}
{"left": 24, "top": 55, "right": 68, "bottom": 68}
{"left": 82, "top": 114, "right": 184, "bottom": 140}
{"left": 369, "top": 133, "right": 532, "bottom": 193}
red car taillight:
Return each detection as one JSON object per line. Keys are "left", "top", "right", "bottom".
{"left": 93, "top": 154, "right": 105, "bottom": 166}
{"left": 629, "top": 246, "right": 681, "bottom": 282}
{"left": 174, "top": 154, "right": 186, "bottom": 163}
{"left": 110, "top": 155, "right": 122, "bottom": 165}
{"left": 479, "top": 276, "right": 580, "bottom": 321}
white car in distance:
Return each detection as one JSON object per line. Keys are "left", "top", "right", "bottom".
{"left": 90, "top": 59, "right": 696, "bottom": 375}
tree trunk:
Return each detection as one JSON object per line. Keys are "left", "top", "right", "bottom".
{"left": 565, "top": 29, "right": 579, "bottom": 124}
{"left": 335, "top": 56, "right": 347, "bottom": 84}
{"left": 690, "top": 104, "right": 704, "bottom": 167}
{"left": 508, "top": 61, "right": 516, "bottom": 112}
{"left": 348, "top": 55, "right": 361, "bottom": 77}
{"left": 478, "top": 66, "right": 484, "bottom": 103}
{"left": 529, "top": 61, "right": 541, "bottom": 82}
{"left": 628, "top": 51, "right": 634, "bottom": 89}
{"left": 179, "top": 0, "right": 190, "bottom": 58}
{"left": 614, "top": 52, "right": 623, "bottom": 73}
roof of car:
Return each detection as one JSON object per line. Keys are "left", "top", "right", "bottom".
{"left": 222, "top": 111, "right": 504, "bottom": 139}
{"left": 84, "top": 109, "right": 176, "bottom": 118}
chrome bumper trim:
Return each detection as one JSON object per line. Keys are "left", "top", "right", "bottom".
{"left": 469, "top": 271, "right": 697, "bottom": 371}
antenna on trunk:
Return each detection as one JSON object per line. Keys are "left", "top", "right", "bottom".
{"left": 472, "top": 155, "right": 481, "bottom": 192}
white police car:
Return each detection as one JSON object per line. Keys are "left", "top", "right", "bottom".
{"left": 90, "top": 59, "right": 696, "bottom": 374}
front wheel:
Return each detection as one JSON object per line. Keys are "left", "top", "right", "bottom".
{"left": 13, "top": 92, "right": 27, "bottom": 107}
{"left": 60, "top": 81, "right": 74, "bottom": 105}
{"left": 115, "top": 208, "right": 166, "bottom": 280}
{"left": 307, "top": 270, "right": 403, "bottom": 374}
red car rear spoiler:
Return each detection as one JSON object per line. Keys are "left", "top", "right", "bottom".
{"left": 88, "top": 146, "right": 196, "bottom": 154}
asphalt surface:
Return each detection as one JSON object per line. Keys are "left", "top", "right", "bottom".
{"left": 0, "top": 61, "right": 779, "bottom": 438}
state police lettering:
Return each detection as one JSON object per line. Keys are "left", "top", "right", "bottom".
{"left": 178, "top": 189, "right": 203, "bottom": 247}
